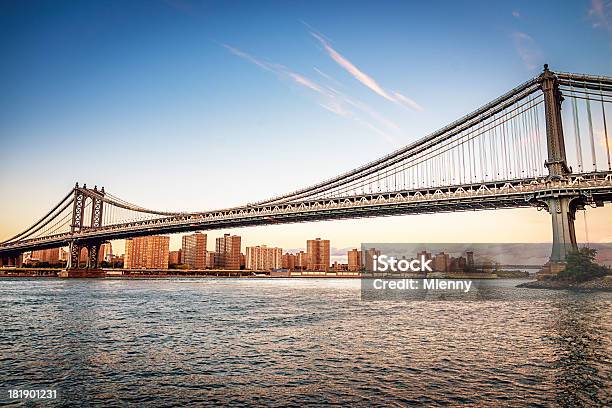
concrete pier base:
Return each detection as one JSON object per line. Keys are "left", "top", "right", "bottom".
{"left": 59, "top": 269, "right": 106, "bottom": 278}
{"left": 537, "top": 261, "right": 567, "bottom": 279}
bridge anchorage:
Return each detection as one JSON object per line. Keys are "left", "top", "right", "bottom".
{"left": 0, "top": 65, "right": 611, "bottom": 277}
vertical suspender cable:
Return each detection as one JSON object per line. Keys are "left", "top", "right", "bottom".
{"left": 512, "top": 112, "right": 519, "bottom": 177}
{"left": 450, "top": 140, "right": 455, "bottom": 184}
{"left": 600, "top": 83, "right": 611, "bottom": 171}
{"left": 520, "top": 108, "right": 527, "bottom": 176}
{"left": 525, "top": 101, "right": 534, "bottom": 176}
{"left": 528, "top": 102, "right": 537, "bottom": 176}
{"left": 510, "top": 111, "right": 516, "bottom": 177}
{"left": 571, "top": 88, "right": 584, "bottom": 172}
{"left": 535, "top": 102, "right": 544, "bottom": 176}
{"left": 479, "top": 129, "right": 485, "bottom": 182}
{"left": 492, "top": 115, "right": 498, "bottom": 179}
{"left": 585, "top": 82, "right": 597, "bottom": 171}
{"left": 505, "top": 116, "right": 511, "bottom": 179}
{"left": 470, "top": 131, "right": 475, "bottom": 183}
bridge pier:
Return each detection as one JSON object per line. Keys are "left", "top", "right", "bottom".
{"left": 539, "top": 65, "right": 579, "bottom": 275}
{"left": 61, "top": 240, "right": 105, "bottom": 278}
{"left": 0, "top": 254, "right": 22, "bottom": 268}
{"left": 548, "top": 197, "right": 579, "bottom": 262}
{"left": 537, "top": 192, "right": 587, "bottom": 276}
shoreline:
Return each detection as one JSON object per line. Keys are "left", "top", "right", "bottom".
{"left": 0, "top": 272, "right": 527, "bottom": 281}
{"left": 0, "top": 269, "right": 532, "bottom": 280}
{"left": 516, "top": 276, "right": 612, "bottom": 291}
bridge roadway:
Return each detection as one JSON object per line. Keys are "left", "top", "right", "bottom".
{"left": 1, "top": 171, "right": 611, "bottom": 256}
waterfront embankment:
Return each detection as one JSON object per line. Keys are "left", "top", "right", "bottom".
{"left": 517, "top": 276, "right": 612, "bottom": 291}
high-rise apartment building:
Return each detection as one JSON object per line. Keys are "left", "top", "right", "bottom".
{"left": 206, "top": 251, "right": 215, "bottom": 269}
{"left": 363, "top": 248, "right": 381, "bottom": 271}
{"left": 215, "top": 234, "right": 241, "bottom": 270}
{"left": 182, "top": 232, "right": 207, "bottom": 269}
{"left": 168, "top": 250, "right": 182, "bottom": 266}
{"left": 124, "top": 236, "right": 170, "bottom": 269}
{"left": 296, "top": 251, "right": 308, "bottom": 270}
{"left": 347, "top": 249, "right": 362, "bottom": 271}
{"left": 246, "top": 245, "right": 282, "bottom": 271}
{"left": 282, "top": 252, "right": 296, "bottom": 270}
{"left": 466, "top": 251, "right": 475, "bottom": 271}
{"left": 306, "top": 238, "right": 330, "bottom": 271}
{"left": 433, "top": 252, "right": 450, "bottom": 272}
{"left": 31, "top": 248, "right": 66, "bottom": 265}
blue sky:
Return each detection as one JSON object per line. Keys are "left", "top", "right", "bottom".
{"left": 1, "top": 0, "right": 611, "bottom": 253}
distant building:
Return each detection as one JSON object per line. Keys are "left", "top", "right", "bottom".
{"left": 282, "top": 252, "right": 296, "bottom": 270}
{"left": 307, "top": 238, "right": 330, "bottom": 271}
{"left": 110, "top": 254, "right": 124, "bottom": 267}
{"left": 182, "top": 233, "right": 207, "bottom": 269}
{"left": 1, "top": 254, "right": 23, "bottom": 267}
{"left": 168, "top": 250, "right": 182, "bottom": 266}
{"left": 363, "top": 248, "right": 381, "bottom": 271}
{"left": 246, "top": 245, "right": 283, "bottom": 271}
{"left": 450, "top": 256, "right": 467, "bottom": 272}
{"left": 332, "top": 261, "right": 348, "bottom": 272}
{"left": 296, "top": 251, "right": 308, "bottom": 271}
{"left": 466, "top": 251, "right": 475, "bottom": 271}
{"left": 347, "top": 249, "right": 362, "bottom": 271}
{"left": 215, "top": 234, "right": 241, "bottom": 269}
{"left": 433, "top": 252, "right": 450, "bottom": 272}
{"left": 31, "top": 248, "right": 66, "bottom": 265}
{"left": 124, "top": 236, "right": 170, "bottom": 269}
{"left": 206, "top": 251, "right": 216, "bottom": 269}
{"left": 416, "top": 250, "right": 432, "bottom": 263}
{"left": 99, "top": 242, "right": 113, "bottom": 263}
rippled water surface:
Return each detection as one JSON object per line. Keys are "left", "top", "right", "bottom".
{"left": 0, "top": 278, "right": 610, "bottom": 406}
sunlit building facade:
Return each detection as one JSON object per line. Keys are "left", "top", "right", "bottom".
{"left": 215, "top": 234, "right": 241, "bottom": 270}
{"left": 182, "top": 232, "right": 207, "bottom": 269}
{"left": 246, "top": 245, "right": 282, "bottom": 271}
{"left": 124, "top": 236, "right": 170, "bottom": 269}
{"left": 347, "top": 249, "right": 362, "bottom": 271}
{"left": 306, "top": 238, "right": 330, "bottom": 271}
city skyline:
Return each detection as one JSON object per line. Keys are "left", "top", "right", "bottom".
{"left": 1, "top": 1, "right": 611, "bottom": 249}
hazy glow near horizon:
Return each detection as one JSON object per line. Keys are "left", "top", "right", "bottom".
{"left": 1, "top": 1, "right": 611, "bottom": 252}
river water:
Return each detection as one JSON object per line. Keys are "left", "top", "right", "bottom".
{"left": 0, "top": 278, "right": 610, "bottom": 406}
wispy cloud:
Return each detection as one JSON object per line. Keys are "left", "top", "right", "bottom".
{"left": 313, "top": 67, "right": 344, "bottom": 87}
{"left": 512, "top": 31, "right": 543, "bottom": 71}
{"left": 309, "top": 31, "right": 423, "bottom": 111}
{"left": 313, "top": 67, "right": 333, "bottom": 81}
{"left": 223, "top": 44, "right": 400, "bottom": 144}
{"left": 512, "top": 10, "right": 520, "bottom": 19}
{"left": 287, "top": 72, "right": 324, "bottom": 93}
{"left": 588, "top": 0, "right": 612, "bottom": 32}
{"left": 393, "top": 91, "right": 422, "bottom": 112}
{"left": 223, "top": 44, "right": 276, "bottom": 72}
{"left": 311, "top": 32, "right": 394, "bottom": 100}
{"left": 223, "top": 44, "right": 325, "bottom": 94}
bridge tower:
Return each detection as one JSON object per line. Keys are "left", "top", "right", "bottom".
{"left": 63, "top": 184, "right": 106, "bottom": 277}
{"left": 540, "top": 65, "right": 582, "bottom": 270}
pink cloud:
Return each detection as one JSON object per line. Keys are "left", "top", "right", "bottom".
{"left": 310, "top": 31, "right": 422, "bottom": 111}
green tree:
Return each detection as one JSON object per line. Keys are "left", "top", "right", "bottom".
{"left": 556, "top": 247, "right": 610, "bottom": 282}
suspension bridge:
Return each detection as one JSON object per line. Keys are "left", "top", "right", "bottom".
{"left": 1, "top": 65, "right": 611, "bottom": 275}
